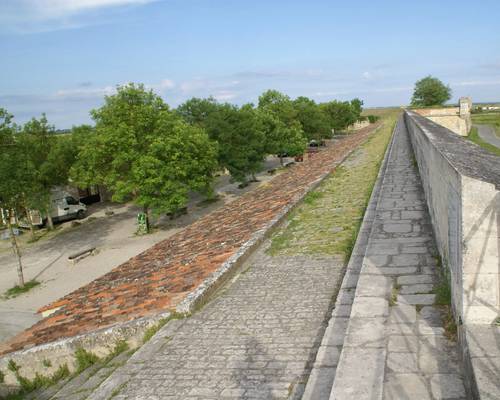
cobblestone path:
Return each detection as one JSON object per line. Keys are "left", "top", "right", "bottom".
{"left": 1, "top": 123, "right": 379, "bottom": 355}
{"left": 331, "top": 119, "right": 467, "bottom": 399}
{"left": 94, "top": 250, "right": 345, "bottom": 399}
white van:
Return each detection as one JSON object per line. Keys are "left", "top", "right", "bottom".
{"left": 47, "top": 192, "right": 87, "bottom": 224}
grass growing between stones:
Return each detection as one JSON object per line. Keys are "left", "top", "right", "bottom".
{"left": 267, "top": 109, "right": 400, "bottom": 259}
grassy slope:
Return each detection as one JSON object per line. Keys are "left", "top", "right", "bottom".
{"left": 467, "top": 126, "right": 500, "bottom": 156}
{"left": 268, "top": 109, "right": 400, "bottom": 260}
{"left": 471, "top": 112, "right": 500, "bottom": 138}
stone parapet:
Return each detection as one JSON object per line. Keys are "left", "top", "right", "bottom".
{"left": 404, "top": 110, "right": 500, "bottom": 399}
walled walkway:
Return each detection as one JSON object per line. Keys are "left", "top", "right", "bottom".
{"left": 330, "top": 118, "right": 467, "bottom": 399}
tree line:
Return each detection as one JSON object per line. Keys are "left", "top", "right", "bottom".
{"left": 0, "top": 84, "right": 364, "bottom": 287}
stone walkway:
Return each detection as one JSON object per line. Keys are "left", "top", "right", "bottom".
{"left": 88, "top": 250, "right": 345, "bottom": 400}
{"left": 331, "top": 118, "right": 467, "bottom": 399}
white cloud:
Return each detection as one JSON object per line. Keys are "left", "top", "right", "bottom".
{"left": 362, "top": 71, "right": 372, "bottom": 80}
{"left": 0, "top": 0, "right": 159, "bottom": 33}
{"left": 453, "top": 79, "right": 500, "bottom": 87}
{"left": 55, "top": 85, "right": 116, "bottom": 98}
{"left": 213, "top": 91, "right": 237, "bottom": 101}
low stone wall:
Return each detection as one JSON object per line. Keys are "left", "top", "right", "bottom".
{"left": 0, "top": 312, "right": 169, "bottom": 392}
{"left": 404, "top": 110, "right": 500, "bottom": 397}
{"left": 413, "top": 97, "right": 472, "bottom": 136}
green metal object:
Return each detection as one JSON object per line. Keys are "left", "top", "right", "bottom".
{"left": 137, "top": 212, "right": 148, "bottom": 234}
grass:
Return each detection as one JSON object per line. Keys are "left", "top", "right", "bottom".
{"left": 0, "top": 362, "right": 71, "bottom": 400}
{"left": 390, "top": 283, "right": 401, "bottom": 306}
{"left": 472, "top": 112, "right": 500, "bottom": 137}
{"left": 74, "top": 348, "right": 100, "bottom": 373}
{"left": 142, "top": 312, "right": 184, "bottom": 343}
{"left": 0, "top": 339, "right": 132, "bottom": 400}
{"left": 467, "top": 126, "right": 500, "bottom": 156}
{"left": 267, "top": 108, "right": 400, "bottom": 259}
{"left": 3, "top": 280, "right": 40, "bottom": 299}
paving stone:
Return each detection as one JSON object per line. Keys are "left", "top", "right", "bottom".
{"left": 387, "top": 303, "right": 417, "bottom": 324}
{"left": 384, "top": 373, "right": 431, "bottom": 400}
{"left": 382, "top": 223, "right": 412, "bottom": 233}
{"left": 355, "top": 275, "right": 391, "bottom": 297}
{"left": 399, "top": 283, "right": 434, "bottom": 294}
{"left": 388, "top": 335, "right": 419, "bottom": 353}
{"left": 418, "top": 349, "right": 461, "bottom": 374}
{"left": 301, "top": 367, "right": 336, "bottom": 400}
{"left": 419, "top": 306, "right": 443, "bottom": 326}
{"left": 398, "top": 294, "right": 436, "bottom": 305}
{"left": 429, "top": 374, "right": 466, "bottom": 399}
{"left": 331, "top": 347, "right": 386, "bottom": 400}
{"left": 344, "top": 317, "right": 385, "bottom": 348}
{"left": 386, "top": 352, "right": 419, "bottom": 373}
{"left": 397, "top": 274, "right": 434, "bottom": 285}
{"left": 391, "top": 254, "right": 421, "bottom": 266}
{"left": 350, "top": 297, "right": 389, "bottom": 318}
{"left": 314, "top": 345, "right": 341, "bottom": 367}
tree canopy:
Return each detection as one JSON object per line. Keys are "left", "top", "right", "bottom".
{"left": 72, "top": 83, "right": 219, "bottom": 218}
{"left": 411, "top": 76, "right": 452, "bottom": 107}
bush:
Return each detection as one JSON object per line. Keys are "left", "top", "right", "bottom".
{"left": 367, "top": 115, "right": 380, "bottom": 123}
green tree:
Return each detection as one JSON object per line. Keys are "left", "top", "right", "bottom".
{"left": 0, "top": 109, "right": 29, "bottom": 286}
{"left": 215, "top": 104, "right": 267, "bottom": 183}
{"left": 176, "top": 97, "right": 219, "bottom": 127}
{"left": 258, "top": 111, "right": 307, "bottom": 165}
{"left": 71, "top": 83, "right": 218, "bottom": 231}
{"left": 258, "top": 90, "right": 307, "bottom": 164}
{"left": 258, "top": 90, "right": 298, "bottom": 126}
{"left": 293, "top": 96, "right": 331, "bottom": 140}
{"left": 177, "top": 99, "right": 267, "bottom": 184}
{"left": 411, "top": 76, "right": 452, "bottom": 107}
{"left": 350, "top": 98, "right": 364, "bottom": 121}
{"left": 320, "top": 100, "right": 358, "bottom": 132}
{"left": 19, "top": 115, "right": 65, "bottom": 230}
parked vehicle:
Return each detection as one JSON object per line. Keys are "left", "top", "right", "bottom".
{"left": 47, "top": 192, "right": 87, "bottom": 223}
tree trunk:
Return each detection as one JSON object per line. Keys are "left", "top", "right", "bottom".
{"left": 279, "top": 154, "right": 283, "bottom": 166}
{"left": 45, "top": 202, "right": 54, "bottom": 230}
{"left": 21, "top": 194, "right": 36, "bottom": 241}
{"left": 7, "top": 212, "right": 24, "bottom": 288}
{"left": 143, "top": 205, "right": 150, "bottom": 233}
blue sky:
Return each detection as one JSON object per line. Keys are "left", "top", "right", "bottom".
{"left": 1, "top": 0, "right": 499, "bottom": 128}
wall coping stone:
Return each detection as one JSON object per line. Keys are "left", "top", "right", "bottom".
{"left": 406, "top": 111, "right": 500, "bottom": 187}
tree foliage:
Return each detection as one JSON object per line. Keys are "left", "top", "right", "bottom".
{"left": 72, "top": 84, "right": 219, "bottom": 217}
{"left": 258, "top": 90, "right": 307, "bottom": 162}
{"left": 411, "top": 76, "right": 451, "bottom": 107}
{"left": 177, "top": 99, "right": 267, "bottom": 183}
{"left": 293, "top": 96, "right": 330, "bottom": 140}
{"left": 320, "top": 99, "right": 362, "bottom": 132}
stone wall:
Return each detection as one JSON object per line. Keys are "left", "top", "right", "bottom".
{"left": 413, "top": 97, "right": 472, "bottom": 136}
{"left": 404, "top": 110, "right": 499, "bottom": 325}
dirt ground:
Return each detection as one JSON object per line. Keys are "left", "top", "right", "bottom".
{"left": 0, "top": 156, "right": 287, "bottom": 342}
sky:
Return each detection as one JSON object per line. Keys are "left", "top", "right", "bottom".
{"left": 1, "top": 0, "right": 499, "bottom": 128}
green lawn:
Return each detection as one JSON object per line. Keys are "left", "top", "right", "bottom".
{"left": 472, "top": 112, "right": 500, "bottom": 138}
{"left": 467, "top": 126, "right": 500, "bottom": 156}
{"left": 268, "top": 109, "right": 400, "bottom": 260}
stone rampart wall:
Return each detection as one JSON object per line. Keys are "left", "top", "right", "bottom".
{"left": 404, "top": 110, "right": 499, "bottom": 325}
